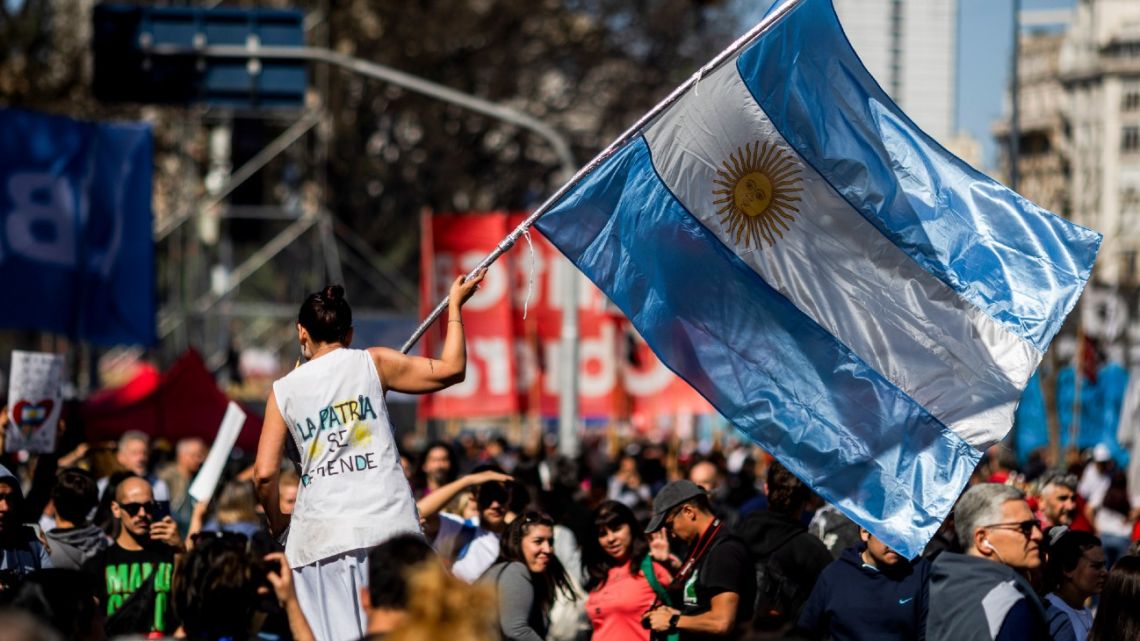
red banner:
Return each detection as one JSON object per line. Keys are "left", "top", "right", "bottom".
{"left": 419, "top": 212, "right": 710, "bottom": 423}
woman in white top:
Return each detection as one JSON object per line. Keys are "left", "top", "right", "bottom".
{"left": 1043, "top": 526, "right": 1107, "bottom": 641}
{"left": 253, "top": 272, "right": 484, "bottom": 641}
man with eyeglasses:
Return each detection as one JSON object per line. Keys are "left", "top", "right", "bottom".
{"left": 926, "top": 483, "right": 1048, "bottom": 641}
{"left": 82, "top": 475, "right": 184, "bottom": 637}
{"left": 641, "top": 479, "right": 755, "bottom": 640}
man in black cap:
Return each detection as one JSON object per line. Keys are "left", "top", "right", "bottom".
{"left": 642, "top": 480, "right": 755, "bottom": 640}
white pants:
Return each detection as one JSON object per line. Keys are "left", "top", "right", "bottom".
{"left": 292, "top": 548, "right": 369, "bottom": 641}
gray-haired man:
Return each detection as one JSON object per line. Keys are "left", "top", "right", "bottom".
{"left": 926, "top": 483, "right": 1047, "bottom": 641}
{"left": 1034, "top": 471, "right": 1079, "bottom": 529}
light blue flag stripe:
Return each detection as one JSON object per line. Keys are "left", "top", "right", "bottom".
{"left": 536, "top": 136, "right": 980, "bottom": 558}
{"left": 737, "top": 0, "right": 1100, "bottom": 352}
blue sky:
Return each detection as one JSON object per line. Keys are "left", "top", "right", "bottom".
{"left": 741, "top": 0, "right": 1077, "bottom": 168}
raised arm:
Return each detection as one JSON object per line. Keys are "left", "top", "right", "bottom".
{"left": 416, "top": 469, "right": 513, "bottom": 519}
{"left": 373, "top": 269, "right": 486, "bottom": 394}
{"left": 253, "top": 389, "right": 289, "bottom": 536}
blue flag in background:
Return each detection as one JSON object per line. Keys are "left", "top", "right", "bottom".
{"left": 536, "top": 0, "right": 1100, "bottom": 557}
{"left": 0, "top": 108, "right": 154, "bottom": 346}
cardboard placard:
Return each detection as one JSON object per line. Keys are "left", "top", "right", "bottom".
{"left": 189, "top": 401, "right": 246, "bottom": 503}
{"left": 6, "top": 351, "right": 64, "bottom": 453}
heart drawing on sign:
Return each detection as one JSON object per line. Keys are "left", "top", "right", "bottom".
{"left": 11, "top": 400, "right": 55, "bottom": 441}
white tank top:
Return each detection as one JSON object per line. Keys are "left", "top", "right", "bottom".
{"left": 272, "top": 348, "right": 420, "bottom": 567}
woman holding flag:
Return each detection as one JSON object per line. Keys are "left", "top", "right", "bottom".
{"left": 253, "top": 271, "right": 485, "bottom": 641}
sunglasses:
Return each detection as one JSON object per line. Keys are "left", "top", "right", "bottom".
{"left": 664, "top": 504, "right": 688, "bottom": 531}
{"left": 477, "top": 482, "right": 513, "bottom": 506}
{"left": 519, "top": 511, "right": 554, "bottom": 527}
{"left": 983, "top": 518, "right": 1042, "bottom": 538}
{"left": 117, "top": 501, "right": 159, "bottom": 516}
{"left": 191, "top": 530, "right": 252, "bottom": 550}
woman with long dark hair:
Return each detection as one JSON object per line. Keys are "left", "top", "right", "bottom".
{"left": 1088, "top": 554, "right": 1140, "bottom": 641}
{"left": 584, "top": 501, "right": 674, "bottom": 641}
{"left": 484, "top": 512, "right": 576, "bottom": 641}
{"left": 415, "top": 440, "right": 459, "bottom": 497}
{"left": 253, "top": 274, "right": 484, "bottom": 641}
{"left": 1042, "top": 527, "right": 1106, "bottom": 641}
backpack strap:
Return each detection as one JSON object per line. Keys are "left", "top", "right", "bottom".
{"left": 640, "top": 556, "right": 680, "bottom": 641}
{"left": 640, "top": 555, "right": 671, "bottom": 606}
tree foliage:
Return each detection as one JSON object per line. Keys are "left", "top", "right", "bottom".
{"left": 1, "top": 0, "right": 757, "bottom": 338}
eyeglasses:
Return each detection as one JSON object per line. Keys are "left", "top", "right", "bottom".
{"left": 664, "top": 505, "right": 686, "bottom": 532}
{"left": 117, "top": 501, "right": 159, "bottom": 516}
{"left": 982, "top": 518, "right": 1042, "bottom": 538}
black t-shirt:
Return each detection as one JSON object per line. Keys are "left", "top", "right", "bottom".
{"left": 83, "top": 543, "right": 178, "bottom": 636}
{"left": 670, "top": 525, "right": 755, "bottom": 640}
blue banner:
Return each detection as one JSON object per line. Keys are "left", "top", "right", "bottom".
{"left": 0, "top": 108, "right": 154, "bottom": 346}
{"left": 1057, "top": 363, "right": 1130, "bottom": 464}
{"left": 1013, "top": 372, "right": 1048, "bottom": 465}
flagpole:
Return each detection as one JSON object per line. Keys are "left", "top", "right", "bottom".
{"left": 399, "top": 0, "right": 806, "bottom": 354}
{"left": 1072, "top": 325, "right": 1084, "bottom": 451}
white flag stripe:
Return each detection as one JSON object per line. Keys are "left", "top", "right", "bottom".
{"left": 642, "top": 61, "right": 1039, "bottom": 448}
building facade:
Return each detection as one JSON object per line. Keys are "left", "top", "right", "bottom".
{"left": 993, "top": 30, "right": 1070, "bottom": 218}
{"left": 1061, "top": 0, "right": 1140, "bottom": 285}
{"left": 833, "top": 0, "right": 958, "bottom": 144}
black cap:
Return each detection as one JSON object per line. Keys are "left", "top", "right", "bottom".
{"left": 645, "top": 480, "right": 705, "bottom": 533}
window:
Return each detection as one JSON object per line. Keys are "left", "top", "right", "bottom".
{"left": 1124, "top": 91, "right": 1140, "bottom": 112}
{"left": 1122, "top": 250, "right": 1138, "bottom": 286}
{"left": 1124, "top": 126, "right": 1140, "bottom": 153}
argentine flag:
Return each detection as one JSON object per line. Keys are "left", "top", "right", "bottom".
{"left": 536, "top": 0, "right": 1101, "bottom": 557}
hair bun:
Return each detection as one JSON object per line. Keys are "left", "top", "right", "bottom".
{"left": 323, "top": 284, "right": 345, "bottom": 301}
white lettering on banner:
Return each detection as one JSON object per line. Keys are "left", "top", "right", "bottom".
{"left": 439, "top": 338, "right": 511, "bottom": 398}
{"left": 546, "top": 255, "right": 608, "bottom": 312}
{"left": 431, "top": 254, "right": 455, "bottom": 300}
{"left": 542, "top": 325, "right": 618, "bottom": 398}
{"left": 622, "top": 352, "right": 676, "bottom": 397}
{"left": 515, "top": 340, "right": 539, "bottom": 391}
{"left": 458, "top": 251, "right": 506, "bottom": 311}
{"left": 580, "top": 323, "right": 617, "bottom": 397}
{"left": 442, "top": 330, "right": 679, "bottom": 403}
{"left": 2, "top": 170, "right": 124, "bottom": 277}
{"left": 473, "top": 338, "right": 511, "bottom": 395}
{"left": 441, "top": 350, "right": 479, "bottom": 398}
{"left": 4, "top": 172, "right": 76, "bottom": 267}
{"left": 432, "top": 251, "right": 507, "bottom": 311}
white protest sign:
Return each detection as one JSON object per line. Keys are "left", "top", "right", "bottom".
{"left": 6, "top": 350, "right": 64, "bottom": 453}
{"left": 189, "top": 401, "right": 246, "bottom": 503}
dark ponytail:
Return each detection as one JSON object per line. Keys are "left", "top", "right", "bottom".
{"left": 298, "top": 284, "right": 353, "bottom": 344}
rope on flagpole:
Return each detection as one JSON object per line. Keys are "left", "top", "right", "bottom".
{"left": 398, "top": 0, "right": 806, "bottom": 354}
{"left": 521, "top": 229, "right": 536, "bottom": 320}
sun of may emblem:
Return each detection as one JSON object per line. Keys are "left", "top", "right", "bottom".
{"left": 713, "top": 141, "right": 803, "bottom": 249}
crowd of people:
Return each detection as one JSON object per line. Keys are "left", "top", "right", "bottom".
{"left": 0, "top": 280, "right": 1139, "bottom": 641}
{"left": 0, "top": 410, "right": 1138, "bottom": 641}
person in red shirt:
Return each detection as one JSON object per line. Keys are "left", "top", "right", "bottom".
{"left": 584, "top": 501, "right": 675, "bottom": 641}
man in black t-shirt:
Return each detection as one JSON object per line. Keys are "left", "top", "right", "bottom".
{"left": 642, "top": 480, "right": 755, "bottom": 640}
{"left": 83, "top": 475, "right": 183, "bottom": 636}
